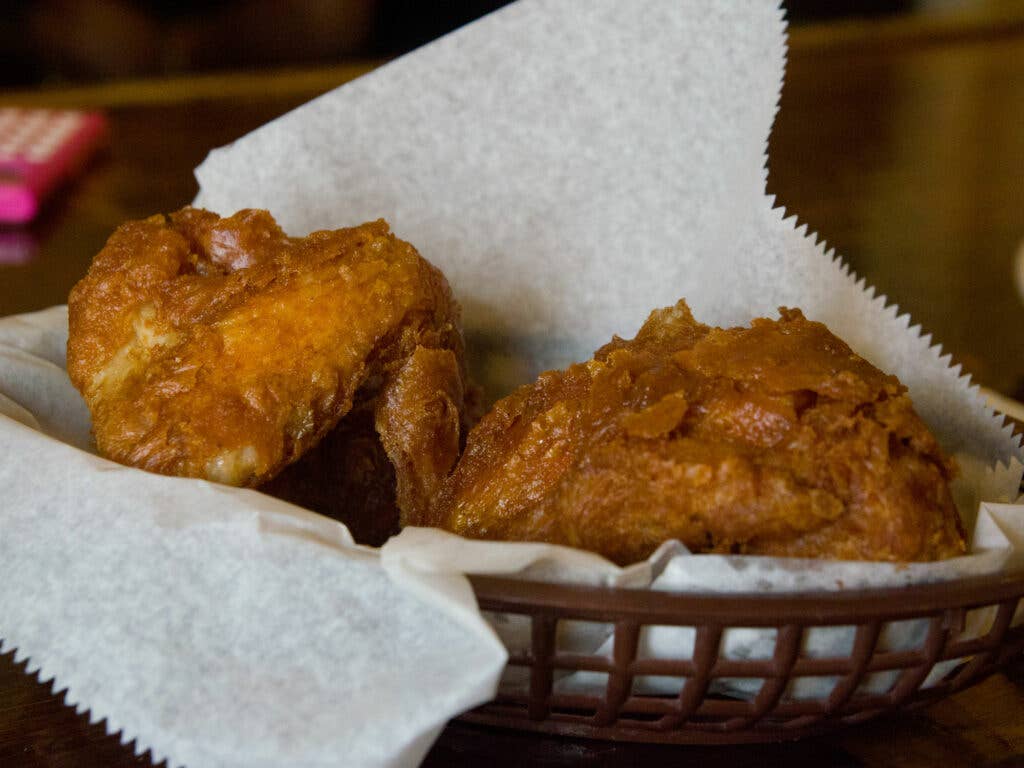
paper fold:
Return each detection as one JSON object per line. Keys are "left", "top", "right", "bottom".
{"left": 0, "top": 369, "right": 507, "bottom": 768}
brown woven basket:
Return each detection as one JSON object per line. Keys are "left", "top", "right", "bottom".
{"left": 461, "top": 565, "right": 1024, "bottom": 744}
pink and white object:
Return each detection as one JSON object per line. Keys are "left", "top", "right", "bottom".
{"left": 0, "top": 108, "right": 107, "bottom": 224}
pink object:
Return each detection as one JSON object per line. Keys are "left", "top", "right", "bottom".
{"left": 0, "top": 108, "right": 107, "bottom": 224}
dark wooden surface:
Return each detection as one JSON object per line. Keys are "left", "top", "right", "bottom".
{"left": 2, "top": 10, "right": 1024, "bottom": 767}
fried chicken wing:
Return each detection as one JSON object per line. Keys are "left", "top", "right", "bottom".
{"left": 417, "top": 300, "right": 965, "bottom": 565}
{"left": 68, "top": 208, "right": 467, "bottom": 526}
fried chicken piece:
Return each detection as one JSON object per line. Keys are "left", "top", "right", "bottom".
{"left": 67, "top": 208, "right": 466, "bottom": 525}
{"left": 418, "top": 300, "right": 965, "bottom": 565}
{"left": 261, "top": 343, "right": 471, "bottom": 544}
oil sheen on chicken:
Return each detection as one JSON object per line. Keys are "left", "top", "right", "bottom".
{"left": 417, "top": 300, "right": 965, "bottom": 565}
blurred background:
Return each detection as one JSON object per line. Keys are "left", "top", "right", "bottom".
{"left": 1, "top": 0, "right": 1019, "bottom": 87}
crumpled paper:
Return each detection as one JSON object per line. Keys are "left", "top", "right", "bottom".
{"left": 2, "top": 0, "right": 1023, "bottom": 766}
{"left": 0, "top": 308, "right": 508, "bottom": 768}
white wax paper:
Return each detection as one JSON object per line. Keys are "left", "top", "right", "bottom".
{"left": 3, "top": 0, "right": 1024, "bottom": 766}
{"left": 0, "top": 309, "right": 507, "bottom": 768}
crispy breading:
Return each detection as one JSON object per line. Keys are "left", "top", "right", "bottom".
{"left": 417, "top": 300, "right": 965, "bottom": 565}
{"left": 67, "top": 208, "right": 466, "bottom": 523}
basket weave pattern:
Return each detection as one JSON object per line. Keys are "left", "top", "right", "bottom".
{"left": 462, "top": 570, "right": 1024, "bottom": 744}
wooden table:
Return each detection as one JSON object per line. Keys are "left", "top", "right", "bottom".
{"left": 2, "top": 10, "right": 1024, "bottom": 767}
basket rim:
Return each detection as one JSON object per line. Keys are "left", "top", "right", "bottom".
{"left": 468, "top": 559, "right": 1024, "bottom": 625}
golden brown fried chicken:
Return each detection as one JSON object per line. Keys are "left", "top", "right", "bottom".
{"left": 68, "top": 208, "right": 466, "bottom": 527}
{"left": 417, "top": 300, "right": 965, "bottom": 565}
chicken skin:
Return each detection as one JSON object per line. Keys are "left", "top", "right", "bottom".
{"left": 68, "top": 208, "right": 466, "bottom": 528}
{"left": 417, "top": 300, "right": 965, "bottom": 565}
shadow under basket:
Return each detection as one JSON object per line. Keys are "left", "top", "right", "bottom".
{"left": 460, "top": 565, "right": 1024, "bottom": 744}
